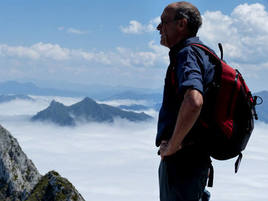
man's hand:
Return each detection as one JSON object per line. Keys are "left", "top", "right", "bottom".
{"left": 159, "top": 89, "right": 203, "bottom": 160}
{"left": 159, "top": 140, "right": 182, "bottom": 159}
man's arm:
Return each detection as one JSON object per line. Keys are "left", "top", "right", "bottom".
{"left": 160, "top": 88, "right": 203, "bottom": 158}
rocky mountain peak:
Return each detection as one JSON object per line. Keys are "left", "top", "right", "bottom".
{"left": 0, "top": 125, "right": 85, "bottom": 201}
{"left": 49, "top": 100, "right": 65, "bottom": 108}
{"left": 0, "top": 125, "right": 41, "bottom": 200}
{"left": 81, "top": 97, "right": 94, "bottom": 103}
{"left": 71, "top": 97, "right": 98, "bottom": 109}
{"left": 32, "top": 97, "right": 152, "bottom": 126}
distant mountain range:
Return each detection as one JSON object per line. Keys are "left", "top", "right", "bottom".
{"left": 0, "top": 94, "right": 33, "bottom": 103}
{"left": 1, "top": 80, "right": 267, "bottom": 124}
{"left": 0, "top": 80, "right": 163, "bottom": 100}
{"left": 104, "top": 90, "right": 162, "bottom": 102}
{"left": 31, "top": 97, "right": 152, "bottom": 126}
{"left": 254, "top": 91, "right": 268, "bottom": 123}
{"left": 0, "top": 81, "right": 85, "bottom": 97}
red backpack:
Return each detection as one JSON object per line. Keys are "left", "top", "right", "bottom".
{"left": 182, "top": 43, "right": 261, "bottom": 186}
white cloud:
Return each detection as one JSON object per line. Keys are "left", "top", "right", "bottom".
{"left": 115, "top": 47, "right": 157, "bottom": 67}
{"left": 0, "top": 41, "right": 167, "bottom": 67}
{"left": 67, "top": 28, "right": 88, "bottom": 35}
{"left": 120, "top": 17, "right": 160, "bottom": 34}
{"left": 199, "top": 3, "right": 268, "bottom": 71}
{"left": 32, "top": 42, "right": 71, "bottom": 60}
{"left": 0, "top": 43, "right": 71, "bottom": 61}
{"left": 97, "top": 99, "right": 148, "bottom": 107}
{"left": 0, "top": 96, "right": 82, "bottom": 116}
{"left": 120, "top": 20, "right": 144, "bottom": 34}
{"left": 2, "top": 117, "right": 159, "bottom": 201}
{"left": 149, "top": 17, "right": 161, "bottom": 29}
{"left": 148, "top": 41, "right": 169, "bottom": 64}
{"left": 0, "top": 97, "right": 268, "bottom": 201}
{"left": 0, "top": 41, "right": 168, "bottom": 89}
{"left": 120, "top": 3, "right": 268, "bottom": 72}
{"left": 0, "top": 44, "right": 40, "bottom": 60}
{"left": 58, "top": 26, "right": 88, "bottom": 35}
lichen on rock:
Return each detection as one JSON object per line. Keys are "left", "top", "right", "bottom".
{"left": 26, "top": 171, "right": 85, "bottom": 201}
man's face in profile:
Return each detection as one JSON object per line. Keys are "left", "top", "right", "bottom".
{"left": 157, "top": 7, "right": 181, "bottom": 48}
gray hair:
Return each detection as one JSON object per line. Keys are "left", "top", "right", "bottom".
{"left": 172, "top": 2, "right": 202, "bottom": 36}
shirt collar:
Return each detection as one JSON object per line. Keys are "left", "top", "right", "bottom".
{"left": 168, "top": 36, "right": 201, "bottom": 65}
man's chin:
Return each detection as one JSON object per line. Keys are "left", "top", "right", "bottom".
{"left": 160, "top": 38, "right": 168, "bottom": 47}
{"left": 160, "top": 40, "right": 169, "bottom": 48}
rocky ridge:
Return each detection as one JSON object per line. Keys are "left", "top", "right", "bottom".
{"left": 26, "top": 171, "right": 84, "bottom": 201}
{"left": 0, "top": 124, "right": 85, "bottom": 201}
{"left": 32, "top": 97, "right": 152, "bottom": 126}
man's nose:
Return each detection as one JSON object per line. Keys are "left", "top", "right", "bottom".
{"left": 157, "top": 23, "right": 161, "bottom": 31}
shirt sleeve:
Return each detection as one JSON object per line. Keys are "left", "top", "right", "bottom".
{"left": 176, "top": 47, "right": 204, "bottom": 95}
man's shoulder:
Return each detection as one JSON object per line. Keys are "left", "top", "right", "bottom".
{"left": 178, "top": 38, "right": 215, "bottom": 62}
{"left": 170, "top": 37, "right": 212, "bottom": 65}
{"left": 183, "top": 36, "right": 204, "bottom": 47}
{"left": 178, "top": 45, "right": 195, "bottom": 55}
{"left": 178, "top": 37, "right": 204, "bottom": 54}
{"left": 176, "top": 44, "right": 199, "bottom": 62}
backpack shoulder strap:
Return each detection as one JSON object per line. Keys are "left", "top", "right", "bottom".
{"left": 189, "top": 43, "right": 223, "bottom": 89}
{"left": 190, "top": 43, "right": 221, "bottom": 62}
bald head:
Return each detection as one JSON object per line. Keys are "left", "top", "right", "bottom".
{"left": 157, "top": 1, "right": 202, "bottom": 48}
{"left": 166, "top": 1, "right": 202, "bottom": 36}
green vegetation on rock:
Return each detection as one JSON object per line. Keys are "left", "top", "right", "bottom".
{"left": 26, "top": 171, "right": 85, "bottom": 201}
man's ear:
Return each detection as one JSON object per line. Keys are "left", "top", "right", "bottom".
{"left": 178, "top": 18, "right": 187, "bottom": 29}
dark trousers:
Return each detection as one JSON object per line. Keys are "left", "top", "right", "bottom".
{"left": 159, "top": 156, "right": 209, "bottom": 201}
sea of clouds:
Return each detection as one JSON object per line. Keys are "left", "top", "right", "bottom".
{"left": 0, "top": 96, "right": 267, "bottom": 201}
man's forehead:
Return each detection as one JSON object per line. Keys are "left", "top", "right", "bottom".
{"left": 161, "top": 7, "right": 175, "bottom": 20}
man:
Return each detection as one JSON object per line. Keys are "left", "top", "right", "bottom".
{"left": 156, "top": 2, "right": 215, "bottom": 201}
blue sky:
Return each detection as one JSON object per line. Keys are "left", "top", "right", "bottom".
{"left": 0, "top": 0, "right": 268, "bottom": 92}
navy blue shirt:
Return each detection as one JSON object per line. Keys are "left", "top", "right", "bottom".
{"left": 156, "top": 37, "right": 215, "bottom": 147}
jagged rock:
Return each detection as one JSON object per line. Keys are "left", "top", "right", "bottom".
{"left": 0, "top": 125, "right": 86, "bottom": 201}
{"left": 0, "top": 125, "right": 41, "bottom": 200}
{"left": 26, "top": 171, "right": 85, "bottom": 201}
